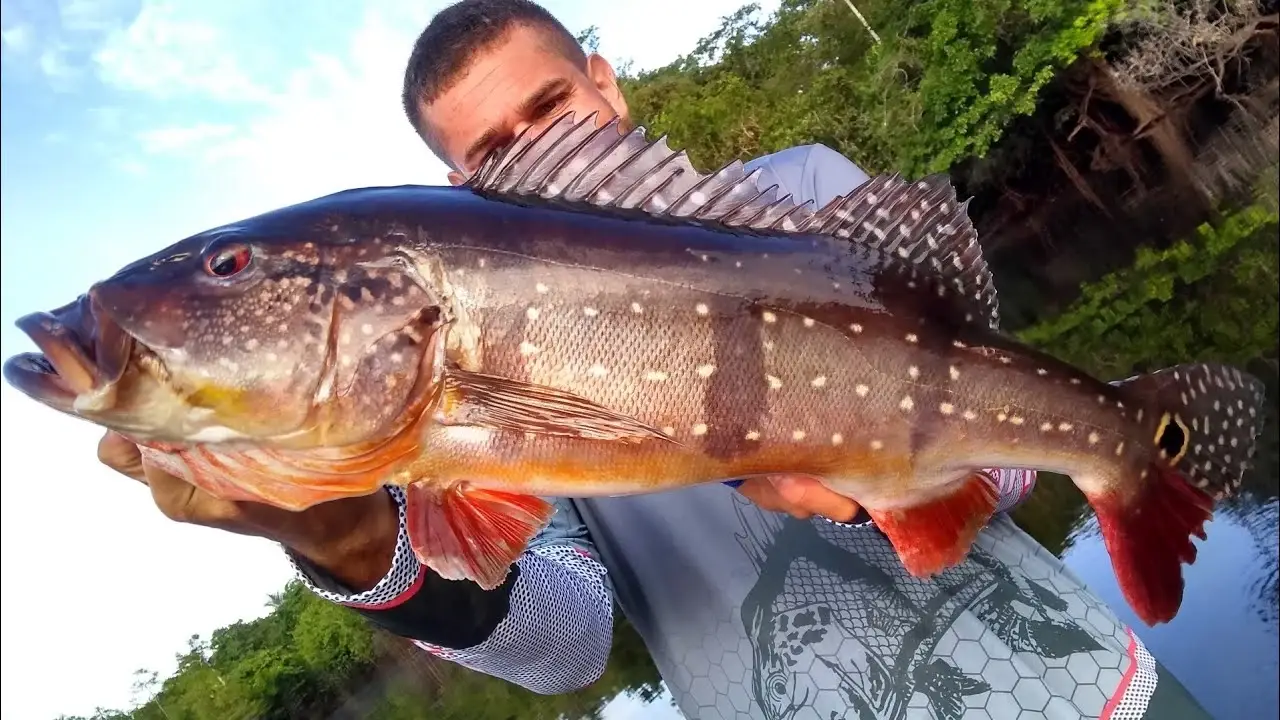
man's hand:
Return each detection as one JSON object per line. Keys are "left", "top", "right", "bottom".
{"left": 97, "top": 431, "right": 399, "bottom": 591}
{"left": 735, "top": 474, "right": 862, "bottom": 522}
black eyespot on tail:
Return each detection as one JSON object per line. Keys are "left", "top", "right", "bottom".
{"left": 1115, "top": 362, "right": 1268, "bottom": 500}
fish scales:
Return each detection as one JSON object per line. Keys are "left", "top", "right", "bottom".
{"left": 4, "top": 113, "right": 1267, "bottom": 628}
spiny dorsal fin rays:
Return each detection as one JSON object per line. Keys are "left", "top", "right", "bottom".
{"left": 800, "top": 174, "right": 1001, "bottom": 331}
{"left": 468, "top": 112, "right": 999, "bottom": 329}
{"left": 467, "top": 112, "right": 815, "bottom": 232}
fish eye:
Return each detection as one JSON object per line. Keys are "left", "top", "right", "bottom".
{"left": 203, "top": 243, "right": 253, "bottom": 278}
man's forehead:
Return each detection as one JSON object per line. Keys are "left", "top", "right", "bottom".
{"left": 423, "top": 26, "right": 576, "bottom": 138}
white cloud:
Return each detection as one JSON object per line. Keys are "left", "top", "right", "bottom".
{"left": 137, "top": 122, "right": 236, "bottom": 154}
{"left": 0, "top": 22, "right": 30, "bottom": 52}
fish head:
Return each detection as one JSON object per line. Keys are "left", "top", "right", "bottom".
{"left": 5, "top": 214, "right": 449, "bottom": 448}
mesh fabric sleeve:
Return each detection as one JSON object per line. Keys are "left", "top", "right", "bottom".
{"left": 286, "top": 489, "right": 615, "bottom": 694}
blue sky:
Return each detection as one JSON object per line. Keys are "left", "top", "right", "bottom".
{"left": 0, "top": 1, "right": 775, "bottom": 717}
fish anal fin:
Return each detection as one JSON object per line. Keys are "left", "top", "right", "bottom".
{"left": 442, "top": 369, "right": 677, "bottom": 445}
{"left": 405, "top": 482, "right": 554, "bottom": 589}
{"left": 802, "top": 173, "right": 1000, "bottom": 330}
{"left": 864, "top": 472, "right": 999, "bottom": 577}
{"left": 466, "top": 112, "right": 812, "bottom": 233}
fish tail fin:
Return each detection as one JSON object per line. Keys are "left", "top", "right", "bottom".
{"left": 1085, "top": 363, "right": 1267, "bottom": 626}
{"left": 404, "top": 482, "right": 554, "bottom": 590}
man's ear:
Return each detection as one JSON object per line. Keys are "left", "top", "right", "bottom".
{"left": 586, "top": 53, "right": 631, "bottom": 128}
{"left": 447, "top": 170, "right": 467, "bottom": 186}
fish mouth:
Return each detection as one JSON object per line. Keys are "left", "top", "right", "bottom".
{"left": 3, "top": 294, "right": 140, "bottom": 414}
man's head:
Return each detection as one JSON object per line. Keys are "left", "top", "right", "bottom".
{"left": 403, "top": 0, "right": 632, "bottom": 185}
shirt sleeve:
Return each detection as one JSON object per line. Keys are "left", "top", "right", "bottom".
{"left": 286, "top": 488, "right": 614, "bottom": 695}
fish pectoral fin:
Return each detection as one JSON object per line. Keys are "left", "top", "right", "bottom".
{"left": 863, "top": 472, "right": 999, "bottom": 577}
{"left": 139, "top": 444, "right": 383, "bottom": 512}
{"left": 404, "top": 481, "right": 555, "bottom": 590}
{"left": 441, "top": 370, "right": 678, "bottom": 445}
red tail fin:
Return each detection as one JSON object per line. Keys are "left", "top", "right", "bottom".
{"left": 1089, "top": 467, "right": 1213, "bottom": 626}
{"left": 1094, "top": 362, "right": 1268, "bottom": 625}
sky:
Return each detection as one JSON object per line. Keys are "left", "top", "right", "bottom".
{"left": 0, "top": 1, "right": 778, "bottom": 717}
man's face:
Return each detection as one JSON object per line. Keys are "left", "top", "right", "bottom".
{"left": 418, "top": 24, "right": 631, "bottom": 185}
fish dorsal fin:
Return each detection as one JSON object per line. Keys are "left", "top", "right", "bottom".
{"left": 799, "top": 173, "right": 1001, "bottom": 330}
{"left": 469, "top": 113, "right": 999, "bottom": 329}
{"left": 467, "top": 112, "right": 816, "bottom": 232}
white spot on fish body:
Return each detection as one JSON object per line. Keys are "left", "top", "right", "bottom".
{"left": 792, "top": 429, "right": 807, "bottom": 441}
{"left": 810, "top": 375, "right": 827, "bottom": 388}
{"left": 1036, "top": 368, "right": 1048, "bottom": 376}
{"left": 907, "top": 366, "right": 919, "bottom": 380}
{"left": 1040, "top": 422, "right": 1053, "bottom": 432}
{"left": 1010, "top": 416, "right": 1025, "bottom": 425}
{"left": 963, "top": 410, "right": 977, "bottom": 420}
{"left": 588, "top": 364, "right": 609, "bottom": 378}
{"left": 244, "top": 338, "right": 260, "bottom": 351}
{"left": 905, "top": 333, "right": 918, "bottom": 344}
{"left": 767, "top": 375, "right": 783, "bottom": 390}
{"left": 803, "top": 317, "right": 815, "bottom": 328}
{"left": 953, "top": 340, "right": 966, "bottom": 348}
{"left": 361, "top": 323, "right": 374, "bottom": 336}
{"left": 583, "top": 307, "right": 599, "bottom": 317}
{"left": 746, "top": 430, "right": 761, "bottom": 441}
{"left": 899, "top": 396, "right": 915, "bottom": 412}
{"left": 525, "top": 307, "right": 540, "bottom": 321}
{"left": 762, "top": 311, "right": 778, "bottom": 324}
{"left": 997, "top": 412, "right": 1008, "bottom": 423}
{"left": 1058, "top": 422, "right": 1073, "bottom": 432}
{"left": 855, "top": 384, "right": 869, "bottom": 397}
{"left": 519, "top": 341, "right": 539, "bottom": 355}
{"left": 696, "top": 364, "right": 716, "bottom": 378}
{"left": 645, "top": 371, "right": 668, "bottom": 382}
{"left": 631, "top": 302, "right": 643, "bottom": 314}
{"left": 662, "top": 426, "right": 676, "bottom": 436}
{"left": 940, "top": 403, "right": 955, "bottom": 415}
{"left": 695, "top": 303, "right": 710, "bottom": 316}
{"left": 1115, "top": 441, "right": 1125, "bottom": 456}
{"left": 693, "top": 423, "right": 708, "bottom": 436}
{"left": 535, "top": 283, "right": 549, "bottom": 294}
{"left": 870, "top": 440, "right": 884, "bottom": 450}
{"left": 831, "top": 433, "right": 844, "bottom": 446}
{"left": 949, "top": 366, "right": 960, "bottom": 380}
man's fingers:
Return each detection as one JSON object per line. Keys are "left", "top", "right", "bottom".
{"left": 97, "top": 431, "right": 147, "bottom": 483}
{"left": 768, "top": 475, "right": 861, "bottom": 523}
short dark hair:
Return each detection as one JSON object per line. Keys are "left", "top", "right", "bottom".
{"left": 402, "top": 0, "right": 587, "bottom": 157}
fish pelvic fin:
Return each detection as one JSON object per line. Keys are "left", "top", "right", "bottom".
{"left": 467, "top": 112, "right": 815, "bottom": 231}
{"left": 864, "top": 472, "right": 999, "bottom": 577}
{"left": 1083, "top": 363, "right": 1268, "bottom": 626}
{"left": 799, "top": 173, "right": 1000, "bottom": 331}
{"left": 404, "top": 482, "right": 554, "bottom": 590}
{"left": 441, "top": 370, "right": 679, "bottom": 444}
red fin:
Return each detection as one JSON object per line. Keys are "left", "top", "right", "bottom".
{"left": 404, "top": 482, "right": 554, "bottom": 590}
{"left": 1087, "top": 465, "right": 1214, "bottom": 626}
{"left": 137, "top": 444, "right": 382, "bottom": 510}
{"left": 865, "top": 473, "right": 999, "bottom": 577}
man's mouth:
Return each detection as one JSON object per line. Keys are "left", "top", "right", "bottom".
{"left": 3, "top": 294, "right": 136, "bottom": 410}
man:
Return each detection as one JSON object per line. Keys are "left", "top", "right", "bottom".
{"left": 99, "top": 1, "right": 1213, "bottom": 718}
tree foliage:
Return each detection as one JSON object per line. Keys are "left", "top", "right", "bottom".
{"left": 621, "top": 0, "right": 1128, "bottom": 176}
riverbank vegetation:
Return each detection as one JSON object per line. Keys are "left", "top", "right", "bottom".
{"left": 62, "top": 1, "right": 1278, "bottom": 718}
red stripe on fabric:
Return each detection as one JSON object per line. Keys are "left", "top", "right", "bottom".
{"left": 344, "top": 567, "right": 425, "bottom": 611}
{"left": 1101, "top": 628, "right": 1140, "bottom": 719}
